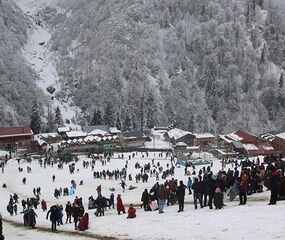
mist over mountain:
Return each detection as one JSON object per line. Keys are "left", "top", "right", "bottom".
{"left": 2, "top": 0, "right": 285, "bottom": 134}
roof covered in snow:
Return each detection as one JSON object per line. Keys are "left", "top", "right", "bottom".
{"left": 82, "top": 125, "right": 110, "bottom": 134}
{"left": 35, "top": 133, "right": 60, "bottom": 139}
{"left": 58, "top": 127, "right": 71, "bottom": 133}
{"left": 166, "top": 128, "right": 192, "bottom": 140}
{"left": 66, "top": 131, "right": 87, "bottom": 138}
{"left": 276, "top": 132, "right": 285, "bottom": 140}
{"left": 243, "top": 144, "right": 259, "bottom": 151}
{"left": 195, "top": 133, "right": 215, "bottom": 139}
{"left": 0, "top": 126, "right": 33, "bottom": 138}
{"left": 220, "top": 130, "right": 257, "bottom": 144}
{"left": 109, "top": 127, "right": 121, "bottom": 134}
{"left": 89, "top": 129, "right": 108, "bottom": 136}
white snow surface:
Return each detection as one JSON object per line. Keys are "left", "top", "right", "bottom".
{"left": 195, "top": 133, "right": 215, "bottom": 139}
{"left": 13, "top": 0, "right": 79, "bottom": 127}
{"left": 243, "top": 144, "right": 259, "bottom": 151}
{"left": 166, "top": 128, "right": 191, "bottom": 140}
{"left": 227, "top": 133, "right": 243, "bottom": 141}
{"left": 0, "top": 152, "right": 284, "bottom": 240}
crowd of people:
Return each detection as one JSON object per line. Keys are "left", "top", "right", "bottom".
{"left": 1, "top": 151, "right": 285, "bottom": 239}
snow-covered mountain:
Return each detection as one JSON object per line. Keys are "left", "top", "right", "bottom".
{"left": 2, "top": 0, "right": 285, "bottom": 134}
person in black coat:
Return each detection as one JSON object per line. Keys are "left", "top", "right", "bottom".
{"left": 269, "top": 166, "right": 281, "bottom": 205}
{"left": 202, "top": 175, "right": 210, "bottom": 207}
{"left": 176, "top": 181, "right": 186, "bottom": 212}
{"left": 65, "top": 201, "right": 73, "bottom": 224}
{"left": 214, "top": 187, "right": 223, "bottom": 209}
{"left": 207, "top": 174, "right": 216, "bottom": 209}
{"left": 72, "top": 204, "right": 81, "bottom": 230}
{"left": 141, "top": 189, "right": 149, "bottom": 210}
{"left": 46, "top": 205, "right": 58, "bottom": 232}
{"left": 192, "top": 178, "right": 203, "bottom": 209}
{"left": 0, "top": 212, "right": 4, "bottom": 240}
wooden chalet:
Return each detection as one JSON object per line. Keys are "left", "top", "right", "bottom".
{"left": 194, "top": 133, "right": 215, "bottom": 149}
{"left": 0, "top": 126, "right": 33, "bottom": 149}
{"left": 275, "top": 133, "right": 285, "bottom": 153}
{"left": 164, "top": 128, "right": 194, "bottom": 146}
{"left": 219, "top": 130, "right": 275, "bottom": 156}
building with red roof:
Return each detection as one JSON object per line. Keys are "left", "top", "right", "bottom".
{"left": 0, "top": 126, "right": 34, "bottom": 148}
{"left": 218, "top": 130, "right": 275, "bottom": 156}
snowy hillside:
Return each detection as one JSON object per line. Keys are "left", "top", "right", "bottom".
{"left": 0, "top": 0, "right": 45, "bottom": 126}
{"left": 49, "top": 0, "right": 285, "bottom": 134}
{"left": 13, "top": 0, "right": 79, "bottom": 127}
{"left": 2, "top": 0, "right": 285, "bottom": 134}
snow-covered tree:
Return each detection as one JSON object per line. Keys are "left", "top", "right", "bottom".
{"left": 103, "top": 101, "right": 116, "bottom": 126}
{"left": 279, "top": 73, "right": 284, "bottom": 88}
{"left": 54, "top": 106, "right": 64, "bottom": 127}
{"left": 30, "top": 100, "right": 42, "bottom": 134}
{"left": 90, "top": 109, "right": 103, "bottom": 125}
{"left": 46, "top": 107, "right": 55, "bottom": 132}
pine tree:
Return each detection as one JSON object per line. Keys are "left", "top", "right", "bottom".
{"left": 90, "top": 109, "right": 103, "bottom": 125}
{"left": 54, "top": 106, "right": 64, "bottom": 128}
{"left": 103, "top": 101, "right": 116, "bottom": 126}
{"left": 187, "top": 115, "right": 195, "bottom": 132}
{"left": 260, "top": 44, "right": 267, "bottom": 64}
{"left": 279, "top": 73, "right": 284, "bottom": 88}
{"left": 246, "top": 5, "right": 250, "bottom": 25}
{"left": 30, "top": 100, "right": 42, "bottom": 134}
{"left": 146, "top": 110, "right": 155, "bottom": 129}
{"left": 46, "top": 108, "right": 55, "bottom": 132}
{"left": 258, "top": 0, "right": 264, "bottom": 9}
{"left": 115, "top": 113, "right": 122, "bottom": 130}
{"left": 123, "top": 112, "right": 132, "bottom": 131}
{"left": 146, "top": 93, "right": 157, "bottom": 129}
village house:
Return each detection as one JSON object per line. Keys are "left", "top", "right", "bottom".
{"left": 218, "top": 130, "right": 275, "bottom": 156}
{"left": 120, "top": 131, "right": 150, "bottom": 148}
{"left": 34, "top": 133, "right": 62, "bottom": 151}
{"left": 82, "top": 125, "right": 121, "bottom": 136}
{"left": 164, "top": 128, "right": 194, "bottom": 146}
{"left": 0, "top": 126, "right": 33, "bottom": 150}
{"left": 194, "top": 133, "right": 215, "bottom": 149}
{"left": 274, "top": 132, "right": 285, "bottom": 153}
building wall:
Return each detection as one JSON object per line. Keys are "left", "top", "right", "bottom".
{"left": 0, "top": 135, "right": 33, "bottom": 147}
{"left": 195, "top": 137, "right": 215, "bottom": 148}
{"left": 275, "top": 137, "right": 285, "bottom": 153}
{"left": 176, "top": 134, "right": 195, "bottom": 146}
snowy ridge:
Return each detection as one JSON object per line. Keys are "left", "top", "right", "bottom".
{"left": 13, "top": 0, "right": 79, "bottom": 127}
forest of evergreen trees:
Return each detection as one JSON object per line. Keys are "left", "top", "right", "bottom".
{"left": 2, "top": 0, "right": 285, "bottom": 135}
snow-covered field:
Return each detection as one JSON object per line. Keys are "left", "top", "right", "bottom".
{"left": 0, "top": 151, "right": 284, "bottom": 240}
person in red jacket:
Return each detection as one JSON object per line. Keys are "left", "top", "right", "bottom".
{"left": 41, "top": 199, "right": 47, "bottom": 211}
{"left": 238, "top": 171, "right": 249, "bottom": 205}
{"left": 127, "top": 204, "right": 136, "bottom": 219}
{"left": 78, "top": 213, "right": 89, "bottom": 231}
{"left": 116, "top": 194, "right": 125, "bottom": 215}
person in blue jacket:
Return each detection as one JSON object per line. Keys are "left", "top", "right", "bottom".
{"left": 187, "top": 177, "right": 193, "bottom": 195}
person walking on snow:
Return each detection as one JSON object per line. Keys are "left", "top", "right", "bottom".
{"left": 177, "top": 180, "right": 186, "bottom": 212}
{"left": 116, "top": 194, "right": 125, "bottom": 215}
{"left": 157, "top": 184, "right": 168, "bottom": 214}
